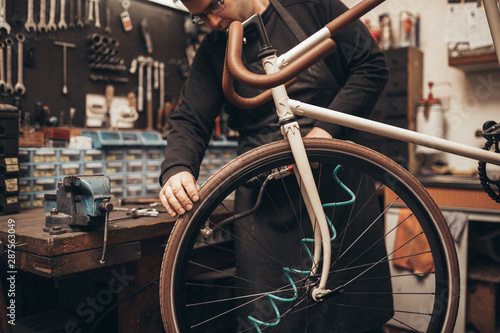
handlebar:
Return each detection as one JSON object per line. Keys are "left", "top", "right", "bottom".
{"left": 222, "top": 51, "right": 298, "bottom": 109}
{"left": 222, "top": 0, "right": 386, "bottom": 109}
{"left": 226, "top": 21, "right": 337, "bottom": 91}
{"left": 223, "top": 21, "right": 336, "bottom": 108}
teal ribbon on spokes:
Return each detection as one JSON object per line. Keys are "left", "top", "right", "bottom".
{"left": 248, "top": 165, "right": 356, "bottom": 332}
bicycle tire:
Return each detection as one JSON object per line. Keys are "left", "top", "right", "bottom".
{"left": 160, "top": 138, "right": 459, "bottom": 333}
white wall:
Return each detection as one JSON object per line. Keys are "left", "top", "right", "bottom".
{"left": 342, "top": 0, "right": 500, "bottom": 172}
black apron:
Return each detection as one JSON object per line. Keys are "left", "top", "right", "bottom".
{"left": 232, "top": 1, "right": 393, "bottom": 331}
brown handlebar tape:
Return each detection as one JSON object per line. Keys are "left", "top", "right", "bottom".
{"left": 226, "top": 21, "right": 337, "bottom": 91}
{"left": 223, "top": 49, "right": 297, "bottom": 109}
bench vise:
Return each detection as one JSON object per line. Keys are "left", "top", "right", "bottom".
{"left": 44, "top": 175, "right": 113, "bottom": 234}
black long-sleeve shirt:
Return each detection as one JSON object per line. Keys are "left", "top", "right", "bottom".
{"left": 160, "top": 0, "right": 388, "bottom": 186}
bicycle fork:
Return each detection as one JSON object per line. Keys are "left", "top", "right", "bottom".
{"left": 263, "top": 54, "right": 332, "bottom": 301}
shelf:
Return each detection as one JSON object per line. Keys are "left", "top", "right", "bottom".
{"left": 449, "top": 52, "right": 499, "bottom": 72}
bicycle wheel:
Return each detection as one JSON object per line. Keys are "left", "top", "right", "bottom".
{"left": 160, "top": 138, "right": 459, "bottom": 333}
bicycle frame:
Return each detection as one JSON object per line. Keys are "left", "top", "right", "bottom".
{"left": 226, "top": 0, "right": 500, "bottom": 302}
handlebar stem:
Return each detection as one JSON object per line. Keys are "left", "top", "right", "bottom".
{"left": 241, "top": 14, "right": 277, "bottom": 59}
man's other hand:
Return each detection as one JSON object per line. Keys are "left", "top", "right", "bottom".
{"left": 159, "top": 171, "right": 200, "bottom": 217}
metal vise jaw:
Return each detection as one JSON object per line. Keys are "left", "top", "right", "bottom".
{"left": 44, "top": 175, "right": 112, "bottom": 234}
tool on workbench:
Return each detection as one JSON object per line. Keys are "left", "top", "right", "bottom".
{"left": 118, "top": 197, "right": 161, "bottom": 206}
{"left": 109, "top": 207, "right": 160, "bottom": 221}
{"left": 43, "top": 175, "right": 112, "bottom": 232}
{"left": 44, "top": 175, "right": 114, "bottom": 263}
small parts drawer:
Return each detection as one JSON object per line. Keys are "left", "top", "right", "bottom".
{"left": 33, "top": 150, "right": 57, "bottom": 163}
{"left": 83, "top": 162, "right": 104, "bottom": 175}
{"left": 127, "top": 161, "right": 143, "bottom": 173}
{"left": 34, "top": 164, "right": 57, "bottom": 178}
{"left": 126, "top": 149, "right": 143, "bottom": 161}
{"left": 59, "top": 163, "right": 81, "bottom": 176}
{"left": 59, "top": 150, "right": 81, "bottom": 163}
{"left": 106, "top": 162, "right": 124, "bottom": 174}
{"left": 385, "top": 97, "right": 408, "bottom": 118}
{"left": 145, "top": 161, "right": 160, "bottom": 173}
{"left": 385, "top": 71, "right": 408, "bottom": 95}
{"left": 0, "top": 117, "right": 19, "bottom": 137}
{"left": 0, "top": 137, "right": 19, "bottom": 155}
{"left": 384, "top": 48, "right": 409, "bottom": 70}
{"left": 106, "top": 150, "right": 124, "bottom": 161}
{"left": 0, "top": 195, "right": 19, "bottom": 215}
{"left": 0, "top": 176, "right": 18, "bottom": 195}
{"left": 126, "top": 174, "right": 143, "bottom": 185}
{"left": 84, "top": 149, "right": 104, "bottom": 162}
{"left": 33, "top": 178, "right": 57, "bottom": 193}
{"left": 109, "top": 176, "right": 125, "bottom": 188}
{"left": 0, "top": 156, "right": 19, "bottom": 175}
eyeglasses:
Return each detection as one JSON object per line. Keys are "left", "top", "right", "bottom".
{"left": 191, "top": 0, "right": 226, "bottom": 25}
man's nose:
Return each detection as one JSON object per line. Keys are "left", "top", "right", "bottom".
{"left": 205, "top": 13, "right": 222, "bottom": 29}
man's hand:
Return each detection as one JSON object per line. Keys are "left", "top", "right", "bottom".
{"left": 306, "top": 127, "right": 333, "bottom": 168}
{"left": 305, "top": 127, "right": 333, "bottom": 139}
{"left": 159, "top": 171, "right": 200, "bottom": 218}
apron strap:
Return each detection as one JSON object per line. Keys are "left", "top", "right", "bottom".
{"left": 268, "top": 0, "right": 337, "bottom": 84}
{"left": 269, "top": 0, "right": 309, "bottom": 43}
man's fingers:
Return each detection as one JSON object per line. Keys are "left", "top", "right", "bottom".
{"left": 182, "top": 175, "right": 200, "bottom": 203}
{"left": 168, "top": 183, "right": 191, "bottom": 215}
{"left": 160, "top": 185, "right": 178, "bottom": 217}
{"left": 165, "top": 184, "right": 186, "bottom": 216}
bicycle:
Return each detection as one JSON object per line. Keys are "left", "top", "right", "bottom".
{"left": 159, "top": 0, "right": 500, "bottom": 332}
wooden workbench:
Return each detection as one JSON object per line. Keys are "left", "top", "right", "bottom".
{"left": 0, "top": 208, "right": 176, "bottom": 277}
{"left": 0, "top": 207, "right": 176, "bottom": 333}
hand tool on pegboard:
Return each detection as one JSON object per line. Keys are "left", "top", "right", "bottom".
{"left": 120, "top": 0, "right": 133, "bottom": 31}
{"left": 54, "top": 41, "right": 76, "bottom": 95}
{"left": 145, "top": 57, "right": 154, "bottom": 130}
{"left": 156, "top": 62, "right": 165, "bottom": 130}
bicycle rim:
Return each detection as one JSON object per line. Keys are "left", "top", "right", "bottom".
{"left": 160, "top": 138, "right": 459, "bottom": 333}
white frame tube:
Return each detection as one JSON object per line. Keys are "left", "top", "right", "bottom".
{"left": 263, "top": 53, "right": 333, "bottom": 295}
{"left": 288, "top": 99, "right": 500, "bottom": 166}
{"left": 277, "top": 27, "right": 331, "bottom": 68}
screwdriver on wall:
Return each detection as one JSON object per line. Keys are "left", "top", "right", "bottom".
{"left": 54, "top": 41, "right": 76, "bottom": 95}
{"left": 140, "top": 18, "right": 153, "bottom": 54}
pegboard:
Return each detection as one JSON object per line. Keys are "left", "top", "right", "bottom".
{"left": 0, "top": 0, "right": 190, "bottom": 129}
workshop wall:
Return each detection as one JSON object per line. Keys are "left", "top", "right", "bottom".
{"left": 343, "top": 0, "right": 500, "bottom": 172}
{"left": 2, "top": 0, "right": 190, "bottom": 129}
